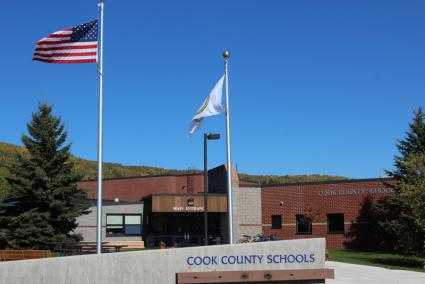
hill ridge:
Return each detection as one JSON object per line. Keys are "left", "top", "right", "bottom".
{"left": 0, "top": 141, "right": 348, "bottom": 185}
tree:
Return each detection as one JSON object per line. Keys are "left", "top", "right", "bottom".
{"left": 397, "top": 153, "right": 425, "bottom": 252}
{"left": 374, "top": 107, "right": 425, "bottom": 255}
{"left": 393, "top": 107, "right": 425, "bottom": 180}
{"left": 0, "top": 167, "right": 8, "bottom": 198}
{"left": 0, "top": 104, "right": 90, "bottom": 250}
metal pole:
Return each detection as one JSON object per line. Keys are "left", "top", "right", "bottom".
{"left": 96, "top": 0, "right": 104, "bottom": 255}
{"left": 223, "top": 51, "right": 234, "bottom": 244}
{"left": 204, "top": 133, "right": 208, "bottom": 246}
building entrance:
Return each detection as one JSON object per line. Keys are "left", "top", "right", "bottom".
{"left": 143, "top": 212, "right": 224, "bottom": 248}
{"left": 142, "top": 193, "right": 227, "bottom": 248}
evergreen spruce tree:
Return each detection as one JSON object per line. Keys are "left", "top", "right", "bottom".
{"left": 0, "top": 168, "right": 8, "bottom": 198}
{"left": 0, "top": 104, "right": 90, "bottom": 250}
{"left": 374, "top": 107, "right": 425, "bottom": 255}
{"left": 398, "top": 153, "right": 425, "bottom": 253}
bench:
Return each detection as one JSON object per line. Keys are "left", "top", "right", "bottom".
{"left": 0, "top": 250, "right": 52, "bottom": 261}
{"left": 177, "top": 269, "right": 334, "bottom": 283}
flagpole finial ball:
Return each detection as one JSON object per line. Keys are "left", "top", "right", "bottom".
{"left": 223, "top": 50, "right": 230, "bottom": 59}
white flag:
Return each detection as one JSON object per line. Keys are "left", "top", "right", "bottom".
{"left": 189, "top": 75, "right": 225, "bottom": 136}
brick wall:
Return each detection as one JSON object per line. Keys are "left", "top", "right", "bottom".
{"left": 77, "top": 165, "right": 229, "bottom": 202}
{"left": 261, "top": 178, "right": 394, "bottom": 249}
{"left": 78, "top": 174, "right": 204, "bottom": 202}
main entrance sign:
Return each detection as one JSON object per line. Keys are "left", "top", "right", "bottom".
{"left": 151, "top": 194, "right": 227, "bottom": 213}
{"left": 173, "top": 206, "right": 204, "bottom": 212}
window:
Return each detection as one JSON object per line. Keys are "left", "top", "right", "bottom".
{"left": 106, "top": 214, "right": 142, "bottom": 236}
{"left": 271, "top": 215, "right": 282, "bottom": 229}
{"left": 124, "top": 215, "right": 142, "bottom": 235}
{"left": 106, "top": 215, "right": 124, "bottom": 235}
{"left": 327, "top": 213, "right": 344, "bottom": 234}
{"left": 296, "top": 215, "right": 312, "bottom": 234}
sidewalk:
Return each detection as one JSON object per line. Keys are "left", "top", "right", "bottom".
{"left": 326, "top": 261, "right": 425, "bottom": 284}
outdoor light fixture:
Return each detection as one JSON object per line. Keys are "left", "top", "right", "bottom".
{"left": 187, "top": 198, "right": 195, "bottom": 207}
{"left": 204, "top": 133, "right": 221, "bottom": 246}
{"left": 207, "top": 133, "right": 220, "bottom": 140}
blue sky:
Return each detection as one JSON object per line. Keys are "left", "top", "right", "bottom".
{"left": 1, "top": 0, "right": 424, "bottom": 178}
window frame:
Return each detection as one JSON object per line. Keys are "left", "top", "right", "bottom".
{"left": 327, "top": 213, "right": 345, "bottom": 234}
{"left": 296, "top": 214, "right": 312, "bottom": 235}
{"left": 106, "top": 213, "right": 143, "bottom": 236}
{"left": 271, "top": 215, "right": 282, "bottom": 229}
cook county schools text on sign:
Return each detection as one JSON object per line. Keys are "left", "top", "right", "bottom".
{"left": 187, "top": 253, "right": 316, "bottom": 266}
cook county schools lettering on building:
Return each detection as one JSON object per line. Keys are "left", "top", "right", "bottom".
{"left": 75, "top": 165, "right": 394, "bottom": 249}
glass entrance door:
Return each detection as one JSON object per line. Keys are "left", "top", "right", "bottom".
{"left": 171, "top": 213, "right": 202, "bottom": 247}
{"left": 144, "top": 212, "right": 223, "bottom": 248}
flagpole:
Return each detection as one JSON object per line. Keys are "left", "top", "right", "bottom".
{"left": 223, "top": 50, "right": 234, "bottom": 244}
{"left": 96, "top": 0, "right": 105, "bottom": 255}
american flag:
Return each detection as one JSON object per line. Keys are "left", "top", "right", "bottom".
{"left": 33, "top": 20, "right": 98, "bottom": 64}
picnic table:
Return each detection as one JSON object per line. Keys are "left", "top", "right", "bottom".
{"left": 74, "top": 242, "right": 128, "bottom": 253}
{"left": 102, "top": 244, "right": 128, "bottom": 252}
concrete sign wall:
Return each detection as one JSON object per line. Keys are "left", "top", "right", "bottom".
{"left": 0, "top": 238, "right": 325, "bottom": 284}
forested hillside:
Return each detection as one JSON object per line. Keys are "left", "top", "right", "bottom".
{"left": 238, "top": 173, "right": 348, "bottom": 185}
{"left": 0, "top": 142, "right": 199, "bottom": 181}
{"left": 0, "top": 141, "right": 348, "bottom": 190}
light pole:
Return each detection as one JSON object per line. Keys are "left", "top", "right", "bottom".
{"left": 204, "top": 133, "right": 220, "bottom": 246}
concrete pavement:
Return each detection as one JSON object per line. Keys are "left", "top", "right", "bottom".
{"left": 326, "top": 261, "right": 425, "bottom": 284}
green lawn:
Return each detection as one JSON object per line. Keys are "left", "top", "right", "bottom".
{"left": 328, "top": 249, "right": 425, "bottom": 273}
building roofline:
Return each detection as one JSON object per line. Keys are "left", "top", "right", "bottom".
{"left": 239, "top": 180, "right": 261, "bottom": 185}
{"left": 78, "top": 164, "right": 232, "bottom": 183}
{"left": 86, "top": 198, "right": 142, "bottom": 205}
{"left": 79, "top": 172, "right": 203, "bottom": 183}
{"left": 142, "top": 193, "right": 227, "bottom": 199}
{"left": 239, "top": 184, "right": 262, "bottom": 188}
{"left": 261, "top": 177, "right": 395, "bottom": 188}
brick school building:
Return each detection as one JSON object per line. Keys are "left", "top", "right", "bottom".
{"left": 76, "top": 165, "right": 394, "bottom": 249}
